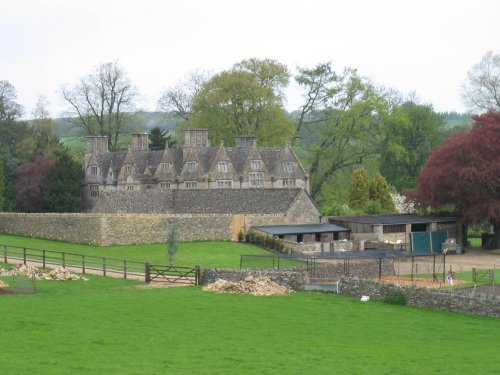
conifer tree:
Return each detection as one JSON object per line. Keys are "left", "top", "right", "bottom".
{"left": 369, "top": 172, "right": 396, "bottom": 213}
{"left": 348, "top": 168, "right": 369, "bottom": 210}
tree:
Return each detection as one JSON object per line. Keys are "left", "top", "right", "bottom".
{"left": 0, "top": 80, "right": 23, "bottom": 121}
{"left": 31, "top": 95, "right": 61, "bottom": 159}
{"left": 461, "top": 51, "right": 500, "bottom": 113}
{"left": 413, "top": 111, "right": 500, "bottom": 247}
{"left": 190, "top": 58, "right": 294, "bottom": 146}
{"left": 166, "top": 225, "right": 179, "bottom": 264}
{"left": 348, "top": 168, "right": 369, "bottom": 210}
{"left": 148, "top": 126, "right": 176, "bottom": 149}
{"left": 380, "top": 102, "right": 445, "bottom": 192}
{"left": 43, "top": 149, "right": 84, "bottom": 212}
{"left": 157, "top": 70, "right": 211, "bottom": 122}
{"left": 295, "top": 63, "right": 388, "bottom": 201}
{"left": 15, "top": 156, "right": 54, "bottom": 212}
{"left": 369, "top": 172, "right": 396, "bottom": 213}
{"left": 0, "top": 160, "right": 4, "bottom": 211}
{"left": 61, "top": 61, "right": 138, "bottom": 150}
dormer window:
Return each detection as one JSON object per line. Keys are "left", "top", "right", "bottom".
{"left": 186, "top": 161, "right": 197, "bottom": 172}
{"left": 160, "top": 163, "right": 170, "bottom": 174}
{"left": 90, "top": 166, "right": 98, "bottom": 175}
{"left": 283, "top": 162, "right": 294, "bottom": 173}
{"left": 217, "top": 162, "right": 229, "bottom": 172}
{"left": 251, "top": 160, "right": 262, "bottom": 170}
{"left": 125, "top": 165, "right": 132, "bottom": 174}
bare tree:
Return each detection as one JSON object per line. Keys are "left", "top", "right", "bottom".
{"left": 61, "top": 61, "right": 138, "bottom": 150}
{"left": 0, "top": 80, "right": 24, "bottom": 121}
{"left": 157, "top": 70, "right": 211, "bottom": 122}
{"left": 461, "top": 51, "right": 500, "bottom": 113}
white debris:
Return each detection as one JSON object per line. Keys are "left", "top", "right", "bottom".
{"left": 0, "top": 264, "right": 88, "bottom": 281}
{"left": 203, "top": 276, "right": 291, "bottom": 296}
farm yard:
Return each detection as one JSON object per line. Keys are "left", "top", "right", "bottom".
{"left": 1, "top": 234, "right": 500, "bottom": 374}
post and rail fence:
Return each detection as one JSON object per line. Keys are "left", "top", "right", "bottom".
{"left": 1, "top": 244, "right": 200, "bottom": 285}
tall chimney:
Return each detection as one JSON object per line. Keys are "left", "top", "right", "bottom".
{"left": 235, "top": 135, "right": 257, "bottom": 147}
{"left": 184, "top": 128, "right": 210, "bottom": 147}
{"left": 131, "top": 133, "right": 149, "bottom": 151}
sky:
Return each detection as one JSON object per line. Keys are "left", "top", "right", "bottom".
{"left": 1, "top": 0, "right": 499, "bottom": 119}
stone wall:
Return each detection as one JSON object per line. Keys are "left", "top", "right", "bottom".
{"left": 202, "top": 268, "right": 309, "bottom": 290}
{"left": 338, "top": 277, "right": 500, "bottom": 318}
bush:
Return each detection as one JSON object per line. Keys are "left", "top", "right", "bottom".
{"left": 383, "top": 291, "right": 407, "bottom": 305}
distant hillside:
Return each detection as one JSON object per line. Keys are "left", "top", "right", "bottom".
{"left": 54, "top": 111, "right": 178, "bottom": 137}
{"left": 440, "top": 112, "right": 472, "bottom": 129}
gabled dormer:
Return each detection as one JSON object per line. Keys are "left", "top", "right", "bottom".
{"left": 208, "top": 141, "right": 237, "bottom": 188}
{"left": 179, "top": 147, "right": 202, "bottom": 187}
{"left": 241, "top": 139, "right": 270, "bottom": 187}
{"left": 154, "top": 144, "right": 178, "bottom": 181}
{"left": 118, "top": 146, "right": 136, "bottom": 183}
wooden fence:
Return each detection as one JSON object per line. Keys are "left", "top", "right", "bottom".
{"left": 1, "top": 244, "right": 201, "bottom": 285}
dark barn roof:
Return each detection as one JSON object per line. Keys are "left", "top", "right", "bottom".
{"left": 329, "top": 214, "right": 457, "bottom": 225}
{"left": 254, "top": 223, "right": 350, "bottom": 235}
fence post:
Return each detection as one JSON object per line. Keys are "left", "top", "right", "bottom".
{"left": 62, "top": 252, "right": 66, "bottom": 268}
{"left": 43, "top": 250, "right": 46, "bottom": 268}
{"left": 23, "top": 247, "right": 27, "bottom": 265}
{"left": 195, "top": 266, "right": 201, "bottom": 285}
{"left": 145, "top": 262, "right": 151, "bottom": 283}
{"left": 3, "top": 244, "right": 7, "bottom": 263}
{"left": 82, "top": 255, "right": 86, "bottom": 274}
{"left": 472, "top": 267, "right": 476, "bottom": 282}
{"left": 103, "top": 257, "right": 106, "bottom": 277}
{"left": 124, "top": 260, "right": 127, "bottom": 279}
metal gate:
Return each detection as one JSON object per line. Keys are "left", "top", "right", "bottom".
{"left": 145, "top": 263, "right": 201, "bottom": 285}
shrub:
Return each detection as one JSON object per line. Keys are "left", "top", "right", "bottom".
{"left": 237, "top": 230, "right": 244, "bottom": 242}
{"left": 383, "top": 291, "right": 407, "bottom": 305}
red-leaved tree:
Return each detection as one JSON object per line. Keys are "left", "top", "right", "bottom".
{"left": 413, "top": 111, "right": 500, "bottom": 247}
{"left": 15, "top": 155, "right": 54, "bottom": 212}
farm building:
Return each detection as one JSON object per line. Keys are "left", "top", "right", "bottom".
{"left": 328, "top": 214, "right": 462, "bottom": 254}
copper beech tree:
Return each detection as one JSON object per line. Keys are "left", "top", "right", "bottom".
{"left": 413, "top": 111, "right": 500, "bottom": 247}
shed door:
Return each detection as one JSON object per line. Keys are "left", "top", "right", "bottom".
{"left": 411, "top": 231, "right": 448, "bottom": 253}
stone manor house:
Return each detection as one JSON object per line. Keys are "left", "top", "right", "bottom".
{"left": 82, "top": 128, "right": 310, "bottom": 210}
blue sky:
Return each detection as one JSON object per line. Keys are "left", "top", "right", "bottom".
{"left": 1, "top": 0, "right": 499, "bottom": 118}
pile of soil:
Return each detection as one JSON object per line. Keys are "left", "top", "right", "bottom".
{"left": 0, "top": 264, "right": 88, "bottom": 281}
{"left": 203, "top": 275, "right": 291, "bottom": 296}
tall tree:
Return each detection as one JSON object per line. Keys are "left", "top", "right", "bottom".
{"left": 43, "top": 149, "right": 84, "bottom": 212}
{"left": 31, "top": 95, "right": 61, "bottom": 159}
{"left": 61, "top": 61, "right": 138, "bottom": 150}
{"left": 157, "top": 70, "right": 211, "bottom": 122}
{"left": 0, "top": 160, "right": 4, "bottom": 211}
{"left": 369, "top": 172, "right": 396, "bottom": 213}
{"left": 349, "top": 168, "right": 369, "bottom": 210}
{"left": 0, "top": 80, "right": 24, "bottom": 121}
{"left": 148, "top": 126, "right": 176, "bottom": 149}
{"left": 295, "top": 64, "right": 388, "bottom": 201}
{"left": 413, "top": 111, "right": 500, "bottom": 247}
{"left": 15, "top": 156, "right": 54, "bottom": 212}
{"left": 190, "top": 58, "right": 294, "bottom": 146}
{"left": 461, "top": 51, "right": 500, "bottom": 113}
{"left": 380, "top": 102, "right": 445, "bottom": 192}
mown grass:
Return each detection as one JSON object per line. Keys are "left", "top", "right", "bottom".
{"left": 0, "top": 275, "right": 498, "bottom": 375}
{"left": 0, "top": 234, "right": 301, "bottom": 269}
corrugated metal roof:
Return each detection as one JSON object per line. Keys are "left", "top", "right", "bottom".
{"left": 254, "top": 223, "right": 350, "bottom": 235}
{"left": 328, "top": 214, "right": 457, "bottom": 225}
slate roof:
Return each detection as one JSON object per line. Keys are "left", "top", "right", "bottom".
{"left": 329, "top": 214, "right": 457, "bottom": 225}
{"left": 254, "top": 223, "right": 350, "bottom": 235}
{"left": 93, "top": 188, "right": 309, "bottom": 214}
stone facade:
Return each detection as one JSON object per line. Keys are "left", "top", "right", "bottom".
{"left": 82, "top": 129, "right": 310, "bottom": 210}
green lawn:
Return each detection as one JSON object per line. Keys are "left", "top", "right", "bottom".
{"left": 0, "top": 234, "right": 300, "bottom": 269}
{"left": 0, "top": 275, "right": 498, "bottom": 374}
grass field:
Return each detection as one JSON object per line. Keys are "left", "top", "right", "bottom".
{"left": 0, "top": 234, "right": 303, "bottom": 270}
{"left": 0, "top": 274, "right": 499, "bottom": 375}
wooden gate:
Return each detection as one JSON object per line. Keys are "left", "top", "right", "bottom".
{"left": 145, "top": 263, "right": 201, "bottom": 285}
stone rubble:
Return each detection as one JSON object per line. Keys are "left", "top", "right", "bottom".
{"left": 0, "top": 280, "right": 8, "bottom": 288}
{"left": 0, "top": 264, "right": 88, "bottom": 281}
{"left": 203, "top": 275, "right": 291, "bottom": 296}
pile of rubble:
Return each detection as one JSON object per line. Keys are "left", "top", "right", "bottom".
{"left": 203, "top": 275, "right": 291, "bottom": 296}
{"left": 0, "top": 264, "right": 88, "bottom": 281}
{"left": 0, "top": 280, "right": 7, "bottom": 288}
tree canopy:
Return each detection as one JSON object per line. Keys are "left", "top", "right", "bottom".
{"left": 413, "top": 111, "right": 500, "bottom": 245}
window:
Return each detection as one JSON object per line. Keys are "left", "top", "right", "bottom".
{"left": 108, "top": 170, "right": 113, "bottom": 179}
{"left": 216, "top": 180, "right": 232, "bottom": 188}
{"left": 249, "top": 172, "right": 264, "bottom": 187}
{"left": 126, "top": 185, "right": 134, "bottom": 191}
{"left": 186, "top": 161, "right": 197, "bottom": 172}
{"left": 125, "top": 165, "right": 132, "bottom": 174}
{"left": 90, "top": 165, "right": 98, "bottom": 175}
{"left": 282, "top": 179, "right": 295, "bottom": 188}
{"left": 89, "top": 184, "right": 99, "bottom": 197}
{"left": 185, "top": 181, "right": 197, "bottom": 189}
{"left": 217, "top": 162, "right": 229, "bottom": 172}
{"left": 160, "top": 163, "right": 170, "bottom": 174}
{"left": 250, "top": 160, "right": 262, "bottom": 170}
{"left": 160, "top": 182, "right": 171, "bottom": 190}
{"left": 283, "top": 162, "right": 294, "bottom": 173}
